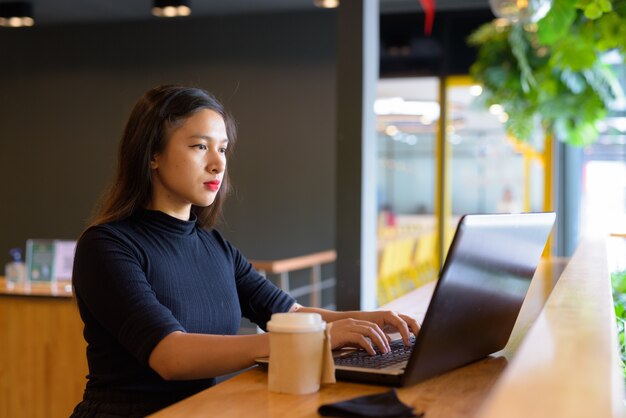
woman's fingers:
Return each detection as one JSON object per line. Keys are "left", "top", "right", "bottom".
{"left": 329, "top": 312, "right": 421, "bottom": 355}
{"left": 350, "top": 334, "right": 376, "bottom": 355}
{"left": 352, "top": 320, "right": 390, "bottom": 353}
{"left": 384, "top": 312, "right": 413, "bottom": 346}
{"left": 387, "top": 312, "right": 422, "bottom": 346}
{"left": 346, "top": 320, "right": 389, "bottom": 353}
{"left": 399, "top": 313, "right": 421, "bottom": 337}
{"left": 331, "top": 319, "right": 390, "bottom": 354}
{"left": 366, "top": 310, "right": 416, "bottom": 346}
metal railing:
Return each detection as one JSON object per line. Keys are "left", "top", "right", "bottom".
{"left": 250, "top": 250, "right": 337, "bottom": 308}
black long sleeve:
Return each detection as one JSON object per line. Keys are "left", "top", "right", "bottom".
{"left": 72, "top": 209, "right": 295, "bottom": 395}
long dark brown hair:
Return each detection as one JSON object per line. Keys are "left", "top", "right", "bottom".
{"left": 90, "top": 85, "right": 237, "bottom": 229}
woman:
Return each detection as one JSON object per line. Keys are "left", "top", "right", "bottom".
{"left": 71, "top": 85, "right": 419, "bottom": 417}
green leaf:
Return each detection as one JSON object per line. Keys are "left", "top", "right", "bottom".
{"left": 537, "top": 0, "right": 578, "bottom": 45}
{"left": 583, "top": 64, "right": 623, "bottom": 106}
{"left": 613, "top": 270, "right": 626, "bottom": 294}
{"left": 505, "top": 105, "right": 537, "bottom": 141}
{"left": 585, "top": 2, "right": 603, "bottom": 18}
{"left": 613, "top": 269, "right": 626, "bottom": 379}
{"left": 574, "top": 0, "right": 588, "bottom": 9}
{"left": 509, "top": 25, "right": 536, "bottom": 92}
{"left": 483, "top": 67, "right": 509, "bottom": 87}
{"left": 615, "top": 0, "right": 626, "bottom": 15}
{"left": 467, "top": 22, "right": 502, "bottom": 46}
{"left": 536, "top": 76, "right": 559, "bottom": 102}
{"left": 595, "top": 12, "right": 626, "bottom": 50}
{"left": 555, "top": 118, "right": 600, "bottom": 145}
{"left": 599, "top": 0, "right": 613, "bottom": 12}
{"left": 550, "top": 36, "right": 597, "bottom": 70}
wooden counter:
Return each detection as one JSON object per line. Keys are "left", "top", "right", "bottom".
{"left": 476, "top": 238, "right": 625, "bottom": 418}
{"left": 0, "top": 278, "right": 87, "bottom": 418}
{"left": 150, "top": 247, "right": 616, "bottom": 418}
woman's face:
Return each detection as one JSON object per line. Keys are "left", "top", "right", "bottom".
{"left": 148, "top": 108, "right": 228, "bottom": 220}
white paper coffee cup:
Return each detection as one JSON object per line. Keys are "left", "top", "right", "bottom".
{"left": 267, "top": 313, "right": 326, "bottom": 394}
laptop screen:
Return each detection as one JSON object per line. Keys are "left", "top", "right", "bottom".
{"left": 402, "top": 212, "right": 556, "bottom": 386}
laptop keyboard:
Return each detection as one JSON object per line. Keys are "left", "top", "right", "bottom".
{"left": 334, "top": 336, "right": 415, "bottom": 369}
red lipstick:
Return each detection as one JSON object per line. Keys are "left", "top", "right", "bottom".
{"left": 205, "top": 180, "right": 220, "bottom": 191}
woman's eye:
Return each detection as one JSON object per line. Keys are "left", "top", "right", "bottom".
{"left": 192, "top": 144, "right": 207, "bottom": 150}
{"left": 219, "top": 147, "right": 228, "bottom": 154}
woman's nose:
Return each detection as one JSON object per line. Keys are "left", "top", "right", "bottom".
{"left": 208, "top": 152, "right": 225, "bottom": 173}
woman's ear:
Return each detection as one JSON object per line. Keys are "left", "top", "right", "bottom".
{"left": 150, "top": 154, "right": 159, "bottom": 170}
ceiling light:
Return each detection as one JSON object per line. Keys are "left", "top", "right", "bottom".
{"left": 385, "top": 125, "right": 399, "bottom": 136}
{"left": 313, "top": 0, "right": 340, "bottom": 8}
{"left": 469, "top": 85, "right": 483, "bottom": 97}
{"left": 374, "top": 97, "right": 440, "bottom": 120}
{"left": 152, "top": 0, "right": 191, "bottom": 18}
{"left": 489, "top": 104, "right": 504, "bottom": 115}
{"left": 420, "top": 115, "right": 433, "bottom": 125}
{"left": 0, "top": 1, "right": 34, "bottom": 27}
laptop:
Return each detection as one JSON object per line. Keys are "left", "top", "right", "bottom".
{"left": 259, "top": 212, "right": 556, "bottom": 386}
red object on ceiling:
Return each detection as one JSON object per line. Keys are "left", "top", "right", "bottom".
{"left": 419, "top": 0, "right": 435, "bottom": 35}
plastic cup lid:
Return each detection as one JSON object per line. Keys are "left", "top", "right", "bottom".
{"left": 267, "top": 312, "right": 326, "bottom": 333}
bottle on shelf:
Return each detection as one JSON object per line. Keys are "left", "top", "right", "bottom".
{"left": 5, "top": 248, "right": 27, "bottom": 288}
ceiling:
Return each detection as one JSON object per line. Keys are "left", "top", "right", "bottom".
{"left": 11, "top": 0, "right": 490, "bottom": 26}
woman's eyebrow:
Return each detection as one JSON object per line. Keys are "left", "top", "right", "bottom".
{"left": 189, "top": 134, "right": 229, "bottom": 143}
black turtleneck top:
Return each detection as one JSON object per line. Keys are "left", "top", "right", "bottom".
{"left": 72, "top": 209, "right": 295, "bottom": 397}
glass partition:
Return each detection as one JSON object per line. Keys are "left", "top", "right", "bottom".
{"left": 375, "top": 77, "right": 440, "bottom": 305}
{"left": 374, "top": 76, "right": 548, "bottom": 306}
{"left": 443, "top": 77, "right": 545, "bottom": 257}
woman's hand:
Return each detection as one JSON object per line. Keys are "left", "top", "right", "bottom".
{"left": 291, "top": 304, "right": 420, "bottom": 355}
{"left": 352, "top": 310, "right": 420, "bottom": 347}
{"left": 328, "top": 318, "right": 391, "bottom": 355}
{"left": 328, "top": 311, "right": 420, "bottom": 355}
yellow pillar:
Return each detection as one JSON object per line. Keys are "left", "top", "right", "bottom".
{"left": 542, "top": 133, "right": 554, "bottom": 257}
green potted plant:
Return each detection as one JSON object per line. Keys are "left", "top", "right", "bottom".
{"left": 468, "top": 0, "right": 626, "bottom": 146}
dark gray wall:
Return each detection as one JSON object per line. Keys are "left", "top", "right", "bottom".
{"left": 0, "top": 11, "right": 337, "bottom": 264}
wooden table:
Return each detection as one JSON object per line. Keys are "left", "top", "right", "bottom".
{"left": 0, "top": 279, "right": 87, "bottom": 418}
{"left": 151, "top": 248, "right": 612, "bottom": 418}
